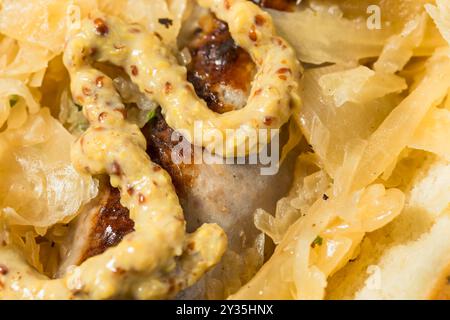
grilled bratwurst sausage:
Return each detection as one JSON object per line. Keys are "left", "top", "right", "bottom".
{"left": 59, "top": 11, "right": 299, "bottom": 298}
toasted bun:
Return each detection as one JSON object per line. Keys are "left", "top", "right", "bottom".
{"left": 326, "top": 159, "right": 450, "bottom": 300}
{"left": 355, "top": 214, "right": 450, "bottom": 299}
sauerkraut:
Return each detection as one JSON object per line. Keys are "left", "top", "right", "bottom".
{"left": 231, "top": 0, "right": 450, "bottom": 300}
{"left": 0, "top": 109, "right": 98, "bottom": 228}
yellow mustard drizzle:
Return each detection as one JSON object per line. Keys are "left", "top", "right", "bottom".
{"left": 0, "top": 40, "right": 228, "bottom": 300}
{"left": 0, "top": 0, "right": 301, "bottom": 299}
{"left": 69, "top": 0, "right": 301, "bottom": 157}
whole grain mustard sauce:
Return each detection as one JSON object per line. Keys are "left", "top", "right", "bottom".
{"left": 0, "top": 0, "right": 301, "bottom": 299}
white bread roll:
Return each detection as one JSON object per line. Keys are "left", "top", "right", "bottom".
{"left": 327, "top": 158, "right": 450, "bottom": 299}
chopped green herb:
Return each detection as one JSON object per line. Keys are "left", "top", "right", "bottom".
{"left": 9, "top": 95, "right": 20, "bottom": 107}
{"left": 311, "top": 236, "right": 323, "bottom": 248}
{"left": 147, "top": 109, "right": 156, "bottom": 122}
{"left": 75, "top": 103, "right": 83, "bottom": 111}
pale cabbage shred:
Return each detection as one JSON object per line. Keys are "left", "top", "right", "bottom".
{"left": 0, "top": 0, "right": 448, "bottom": 300}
